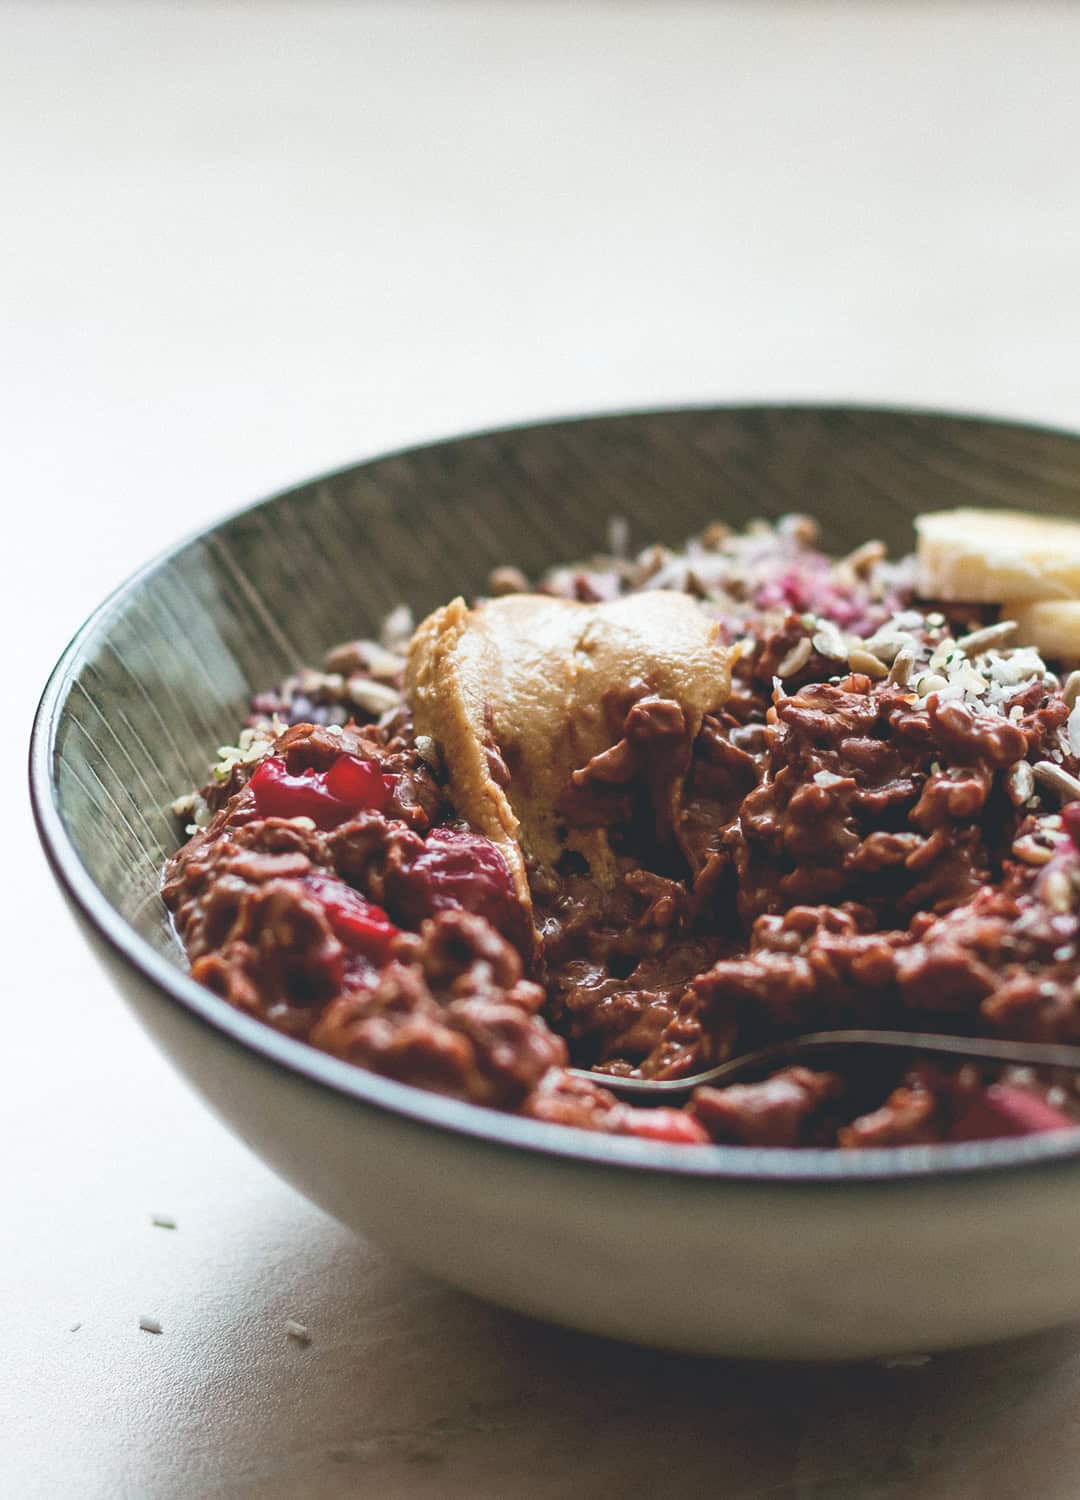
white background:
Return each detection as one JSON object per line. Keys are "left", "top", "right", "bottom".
{"left": 6, "top": 3, "right": 1080, "bottom": 1496}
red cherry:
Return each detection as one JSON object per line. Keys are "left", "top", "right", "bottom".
{"left": 948, "top": 1083, "right": 1074, "bottom": 1142}
{"left": 619, "top": 1108, "right": 710, "bottom": 1145}
{"left": 386, "top": 826, "right": 527, "bottom": 949}
{"left": 1062, "top": 802, "right": 1080, "bottom": 850}
{"left": 305, "top": 873, "right": 399, "bottom": 963}
{"left": 324, "top": 754, "right": 396, "bottom": 812}
{"left": 250, "top": 753, "right": 398, "bottom": 829}
{"left": 249, "top": 757, "right": 339, "bottom": 826}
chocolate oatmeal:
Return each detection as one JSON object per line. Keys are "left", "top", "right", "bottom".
{"left": 164, "top": 509, "right": 1080, "bottom": 1147}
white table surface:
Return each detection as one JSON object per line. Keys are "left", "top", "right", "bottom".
{"left": 7, "top": 3, "right": 1080, "bottom": 1495}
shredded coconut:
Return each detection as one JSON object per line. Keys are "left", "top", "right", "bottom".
{"left": 212, "top": 717, "right": 284, "bottom": 782}
{"left": 908, "top": 631, "right": 1051, "bottom": 715}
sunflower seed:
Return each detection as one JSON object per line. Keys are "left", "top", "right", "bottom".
{"left": 955, "top": 620, "right": 1018, "bottom": 656}
{"left": 1006, "top": 761, "right": 1035, "bottom": 806}
{"left": 811, "top": 620, "right": 848, "bottom": 660}
{"left": 1012, "top": 835, "right": 1054, "bottom": 866}
{"left": 887, "top": 650, "right": 916, "bottom": 686}
{"left": 607, "top": 516, "right": 630, "bottom": 559}
{"left": 380, "top": 605, "right": 414, "bottom": 651}
{"left": 776, "top": 637, "right": 812, "bottom": 678}
{"left": 488, "top": 565, "right": 529, "bottom": 596}
{"left": 700, "top": 521, "right": 731, "bottom": 549}
{"left": 347, "top": 677, "right": 402, "bottom": 716}
{"left": 1033, "top": 761, "right": 1080, "bottom": 804}
{"left": 847, "top": 647, "right": 889, "bottom": 681}
{"left": 414, "top": 734, "right": 441, "bottom": 770}
{"left": 837, "top": 539, "right": 887, "bottom": 576}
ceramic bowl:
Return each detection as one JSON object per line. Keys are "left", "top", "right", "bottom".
{"left": 31, "top": 405, "right": 1080, "bottom": 1359}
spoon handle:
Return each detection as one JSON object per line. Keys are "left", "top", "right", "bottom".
{"left": 572, "top": 1029, "right": 1080, "bottom": 1104}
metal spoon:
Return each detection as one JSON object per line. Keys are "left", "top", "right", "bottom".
{"left": 569, "top": 1029, "right": 1080, "bottom": 1105}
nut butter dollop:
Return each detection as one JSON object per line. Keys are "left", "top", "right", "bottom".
{"left": 405, "top": 591, "right": 733, "bottom": 931}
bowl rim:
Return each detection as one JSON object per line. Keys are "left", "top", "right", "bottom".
{"left": 29, "top": 399, "right": 1080, "bottom": 1187}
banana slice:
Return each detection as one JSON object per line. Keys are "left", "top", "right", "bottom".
{"left": 915, "top": 507, "right": 1080, "bottom": 602}
{"left": 1004, "top": 600, "right": 1080, "bottom": 662}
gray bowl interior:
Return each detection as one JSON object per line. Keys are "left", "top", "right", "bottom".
{"left": 36, "top": 404, "right": 1080, "bottom": 1186}
{"left": 53, "top": 406, "right": 1080, "bottom": 942}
